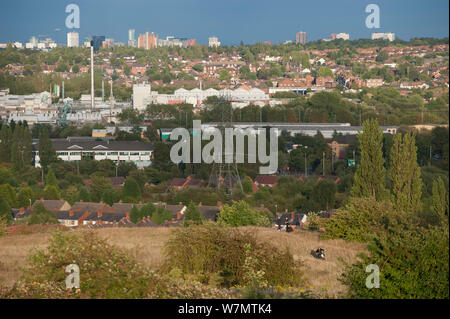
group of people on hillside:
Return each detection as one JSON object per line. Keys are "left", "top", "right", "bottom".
{"left": 276, "top": 216, "right": 326, "bottom": 260}
{"left": 276, "top": 216, "right": 293, "bottom": 233}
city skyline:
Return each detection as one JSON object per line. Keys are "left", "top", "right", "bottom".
{"left": 0, "top": 0, "right": 448, "bottom": 45}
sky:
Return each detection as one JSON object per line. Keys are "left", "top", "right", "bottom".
{"left": 0, "top": 0, "right": 448, "bottom": 45}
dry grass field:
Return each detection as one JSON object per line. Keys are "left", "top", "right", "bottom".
{"left": 0, "top": 226, "right": 365, "bottom": 297}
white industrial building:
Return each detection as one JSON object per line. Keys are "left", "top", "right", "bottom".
{"left": 372, "top": 32, "right": 395, "bottom": 42}
{"left": 200, "top": 122, "right": 398, "bottom": 139}
{"left": 335, "top": 33, "right": 350, "bottom": 40}
{"left": 0, "top": 91, "right": 52, "bottom": 112}
{"left": 133, "top": 84, "right": 269, "bottom": 109}
{"left": 208, "top": 36, "right": 221, "bottom": 47}
{"left": 33, "top": 139, "right": 154, "bottom": 169}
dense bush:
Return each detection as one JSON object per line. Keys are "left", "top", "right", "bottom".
{"left": 183, "top": 202, "right": 204, "bottom": 227}
{"left": 321, "top": 197, "right": 408, "bottom": 242}
{"left": 0, "top": 231, "right": 232, "bottom": 299}
{"left": 217, "top": 201, "right": 271, "bottom": 227}
{"left": 161, "top": 223, "right": 305, "bottom": 288}
{"left": 340, "top": 224, "right": 449, "bottom": 299}
{"left": 29, "top": 202, "right": 58, "bottom": 225}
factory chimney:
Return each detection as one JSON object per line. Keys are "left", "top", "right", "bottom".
{"left": 90, "top": 41, "right": 95, "bottom": 110}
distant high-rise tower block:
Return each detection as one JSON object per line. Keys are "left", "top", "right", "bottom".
{"left": 138, "top": 32, "right": 158, "bottom": 50}
{"left": 92, "top": 35, "right": 106, "bottom": 51}
{"left": 67, "top": 32, "right": 79, "bottom": 47}
{"left": 208, "top": 36, "right": 221, "bottom": 47}
{"left": 102, "top": 38, "right": 115, "bottom": 48}
{"left": 296, "top": 31, "right": 307, "bottom": 45}
{"left": 128, "top": 29, "right": 137, "bottom": 47}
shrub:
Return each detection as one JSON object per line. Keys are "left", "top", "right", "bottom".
{"left": 183, "top": 202, "right": 204, "bottom": 227}
{"left": 29, "top": 202, "right": 58, "bottom": 225}
{"left": 161, "top": 223, "right": 305, "bottom": 288}
{"left": 0, "top": 216, "right": 8, "bottom": 237}
{"left": 43, "top": 185, "right": 60, "bottom": 200}
{"left": 321, "top": 197, "right": 408, "bottom": 242}
{"left": 151, "top": 207, "right": 173, "bottom": 225}
{"left": 14, "top": 231, "right": 162, "bottom": 298}
{"left": 122, "top": 177, "right": 142, "bottom": 202}
{"left": 340, "top": 224, "right": 449, "bottom": 299}
{"left": 0, "top": 231, "right": 233, "bottom": 299}
{"left": 303, "top": 212, "right": 322, "bottom": 231}
{"left": 311, "top": 180, "right": 337, "bottom": 211}
{"left": 0, "top": 196, "right": 11, "bottom": 223}
{"left": 217, "top": 201, "right": 271, "bottom": 227}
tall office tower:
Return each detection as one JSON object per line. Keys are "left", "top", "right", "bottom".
{"left": 92, "top": 35, "right": 106, "bottom": 51}
{"left": 208, "top": 36, "right": 221, "bottom": 47}
{"left": 25, "top": 36, "right": 39, "bottom": 49}
{"left": 184, "top": 39, "right": 196, "bottom": 48}
{"left": 138, "top": 32, "right": 158, "bottom": 50}
{"left": 296, "top": 31, "right": 307, "bottom": 45}
{"left": 128, "top": 29, "right": 137, "bottom": 47}
{"left": 30, "top": 36, "right": 38, "bottom": 47}
{"left": 67, "top": 31, "right": 79, "bottom": 47}
{"left": 372, "top": 32, "right": 395, "bottom": 42}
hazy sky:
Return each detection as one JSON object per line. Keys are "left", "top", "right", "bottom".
{"left": 0, "top": 0, "right": 448, "bottom": 45}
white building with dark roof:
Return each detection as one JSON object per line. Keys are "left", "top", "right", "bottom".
{"left": 33, "top": 138, "right": 154, "bottom": 168}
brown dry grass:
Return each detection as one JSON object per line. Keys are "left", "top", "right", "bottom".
{"left": 242, "top": 227, "right": 366, "bottom": 297}
{"left": 0, "top": 226, "right": 365, "bottom": 297}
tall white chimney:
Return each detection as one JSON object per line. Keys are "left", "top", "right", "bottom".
{"left": 90, "top": 44, "right": 94, "bottom": 110}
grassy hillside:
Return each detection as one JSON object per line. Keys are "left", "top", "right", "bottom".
{"left": 0, "top": 226, "right": 365, "bottom": 297}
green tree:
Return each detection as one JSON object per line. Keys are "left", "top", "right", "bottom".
{"left": 72, "top": 64, "right": 80, "bottom": 73}
{"left": 78, "top": 187, "right": 91, "bottom": 202}
{"left": 192, "top": 64, "right": 203, "bottom": 72}
{"left": 389, "top": 132, "right": 422, "bottom": 213}
{"left": 317, "top": 66, "right": 333, "bottom": 77}
{"left": 219, "top": 69, "right": 232, "bottom": 81}
{"left": 17, "top": 187, "right": 34, "bottom": 208}
{"left": 431, "top": 177, "right": 449, "bottom": 222}
{"left": 129, "top": 205, "right": 141, "bottom": 224}
{"left": 140, "top": 203, "right": 155, "bottom": 219}
{"left": 311, "top": 179, "right": 337, "bottom": 211}
{"left": 351, "top": 119, "right": 388, "bottom": 201}
{"left": 11, "top": 125, "right": 32, "bottom": 171}
{"left": 341, "top": 224, "right": 449, "bottom": 299}
{"left": 29, "top": 202, "right": 58, "bottom": 224}
{"left": 0, "top": 125, "right": 12, "bottom": 162}
{"left": 217, "top": 201, "right": 271, "bottom": 227}
{"left": 241, "top": 176, "right": 254, "bottom": 194}
{"left": 183, "top": 202, "right": 204, "bottom": 227}
{"left": 38, "top": 127, "right": 57, "bottom": 172}
{"left": 90, "top": 175, "right": 113, "bottom": 202}
{"left": 375, "top": 50, "right": 388, "bottom": 63}
{"left": 101, "top": 189, "right": 118, "bottom": 206}
{"left": 151, "top": 207, "right": 173, "bottom": 225}
{"left": 0, "top": 183, "right": 18, "bottom": 208}
{"left": 45, "top": 168, "right": 58, "bottom": 188}
{"left": 0, "top": 196, "right": 11, "bottom": 223}
{"left": 122, "top": 177, "right": 141, "bottom": 202}
{"left": 43, "top": 185, "right": 61, "bottom": 200}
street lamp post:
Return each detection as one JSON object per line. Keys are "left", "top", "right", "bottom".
{"left": 429, "top": 145, "right": 432, "bottom": 166}
{"left": 322, "top": 152, "right": 325, "bottom": 176}
{"left": 303, "top": 146, "right": 308, "bottom": 177}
